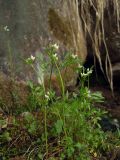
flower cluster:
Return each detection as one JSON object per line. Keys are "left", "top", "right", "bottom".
{"left": 25, "top": 55, "right": 36, "bottom": 65}
{"left": 47, "top": 43, "right": 59, "bottom": 62}
{"left": 78, "top": 64, "right": 83, "bottom": 69}
{"left": 81, "top": 68, "right": 93, "bottom": 78}
{"left": 45, "top": 90, "right": 55, "bottom": 102}
{"left": 51, "top": 43, "right": 59, "bottom": 50}
{"left": 30, "top": 55, "right": 35, "bottom": 61}
{"left": 45, "top": 91, "right": 50, "bottom": 101}
{"left": 71, "top": 54, "right": 78, "bottom": 59}
{"left": 4, "top": 26, "right": 10, "bottom": 32}
{"left": 26, "top": 55, "right": 36, "bottom": 64}
{"left": 52, "top": 53, "right": 58, "bottom": 61}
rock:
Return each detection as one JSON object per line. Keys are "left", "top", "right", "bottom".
{"left": 0, "top": 72, "right": 29, "bottom": 110}
{"left": 0, "top": 0, "right": 87, "bottom": 87}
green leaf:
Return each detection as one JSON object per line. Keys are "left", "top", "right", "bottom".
{"left": 2, "top": 131, "right": 12, "bottom": 141}
{"left": 55, "top": 120, "right": 63, "bottom": 134}
{"left": 24, "top": 112, "right": 34, "bottom": 122}
{"left": 37, "top": 152, "right": 43, "bottom": 159}
{"left": 28, "top": 122, "right": 37, "bottom": 134}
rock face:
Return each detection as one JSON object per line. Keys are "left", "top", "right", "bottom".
{"left": 0, "top": 0, "right": 87, "bottom": 83}
{"left": 79, "top": 0, "right": 120, "bottom": 79}
{"left": 104, "top": 4, "right": 120, "bottom": 67}
{"left": 0, "top": 0, "right": 88, "bottom": 107}
{"left": 0, "top": 0, "right": 119, "bottom": 106}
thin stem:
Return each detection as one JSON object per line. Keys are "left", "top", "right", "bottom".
{"left": 88, "top": 75, "right": 89, "bottom": 89}
{"left": 54, "top": 62, "right": 65, "bottom": 98}
{"left": 57, "top": 109, "right": 67, "bottom": 138}
{"left": 31, "top": 65, "right": 46, "bottom": 93}
{"left": 49, "top": 63, "right": 53, "bottom": 90}
{"left": 44, "top": 106, "right": 48, "bottom": 158}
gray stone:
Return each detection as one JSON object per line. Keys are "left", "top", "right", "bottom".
{"left": 0, "top": 0, "right": 87, "bottom": 85}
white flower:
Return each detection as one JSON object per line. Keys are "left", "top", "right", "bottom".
{"left": 78, "top": 64, "right": 83, "bottom": 69}
{"left": 113, "top": 119, "right": 118, "bottom": 123}
{"left": 81, "top": 68, "right": 93, "bottom": 77}
{"left": 45, "top": 94, "right": 49, "bottom": 100}
{"left": 45, "top": 91, "right": 50, "bottom": 100}
{"left": 4, "top": 26, "right": 10, "bottom": 32}
{"left": 71, "top": 54, "right": 78, "bottom": 59}
{"left": 53, "top": 53, "right": 58, "bottom": 61}
{"left": 47, "top": 91, "right": 50, "bottom": 95}
{"left": 87, "top": 68, "right": 93, "bottom": 75}
{"left": 81, "top": 73, "right": 87, "bottom": 77}
{"left": 30, "top": 55, "right": 35, "bottom": 61}
{"left": 26, "top": 55, "right": 36, "bottom": 64}
{"left": 52, "top": 43, "right": 59, "bottom": 50}
{"left": 87, "top": 90, "right": 91, "bottom": 98}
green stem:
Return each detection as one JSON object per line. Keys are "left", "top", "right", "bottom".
{"left": 31, "top": 65, "right": 46, "bottom": 93}
{"left": 49, "top": 63, "right": 53, "bottom": 90}
{"left": 88, "top": 75, "right": 89, "bottom": 89}
{"left": 54, "top": 62, "right": 67, "bottom": 138}
{"left": 44, "top": 106, "right": 48, "bottom": 158}
{"left": 58, "top": 110, "right": 67, "bottom": 138}
{"left": 54, "top": 62, "right": 65, "bottom": 98}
